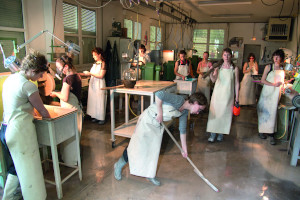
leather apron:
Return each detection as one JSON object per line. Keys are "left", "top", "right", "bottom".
{"left": 257, "top": 65, "right": 284, "bottom": 133}
{"left": 128, "top": 104, "right": 182, "bottom": 178}
{"left": 206, "top": 66, "right": 235, "bottom": 135}
{"left": 239, "top": 63, "right": 256, "bottom": 105}
{"left": 60, "top": 92, "right": 83, "bottom": 165}
{"left": 197, "top": 62, "right": 211, "bottom": 103}
{"left": 6, "top": 111, "right": 46, "bottom": 200}
{"left": 86, "top": 63, "right": 107, "bottom": 120}
{"left": 175, "top": 61, "right": 189, "bottom": 80}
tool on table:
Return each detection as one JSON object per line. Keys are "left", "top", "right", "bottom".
{"left": 161, "top": 122, "right": 219, "bottom": 192}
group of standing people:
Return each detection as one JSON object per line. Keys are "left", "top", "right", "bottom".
{"left": 195, "top": 48, "right": 285, "bottom": 145}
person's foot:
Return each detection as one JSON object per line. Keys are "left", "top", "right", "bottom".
{"left": 208, "top": 133, "right": 216, "bottom": 142}
{"left": 147, "top": 177, "right": 161, "bottom": 186}
{"left": 258, "top": 133, "right": 267, "bottom": 139}
{"left": 91, "top": 118, "right": 99, "bottom": 123}
{"left": 98, "top": 120, "right": 105, "bottom": 125}
{"left": 114, "top": 157, "right": 126, "bottom": 181}
{"left": 270, "top": 136, "right": 276, "bottom": 145}
{"left": 216, "top": 134, "right": 223, "bottom": 142}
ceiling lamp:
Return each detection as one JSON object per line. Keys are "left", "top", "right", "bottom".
{"left": 198, "top": 0, "right": 252, "bottom": 6}
{"left": 251, "top": 23, "right": 256, "bottom": 41}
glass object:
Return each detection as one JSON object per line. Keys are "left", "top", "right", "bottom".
{"left": 123, "top": 68, "right": 136, "bottom": 81}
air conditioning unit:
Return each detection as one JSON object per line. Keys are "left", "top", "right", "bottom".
{"left": 265, "top": 18, "right": 291, "bottom": 41}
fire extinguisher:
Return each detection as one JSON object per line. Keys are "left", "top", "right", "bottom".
{"left": 144, "top": 31, "right": 148, "bottom": 45}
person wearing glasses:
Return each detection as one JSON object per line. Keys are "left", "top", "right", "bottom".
{"left": 239, "top": 53, "right": 259, "bottom": 106}
{"left": 1, "top": 52, "right": 50, "bottom": 199}
{"left": 50, "top": 55, "right": 83, "bottom": 165}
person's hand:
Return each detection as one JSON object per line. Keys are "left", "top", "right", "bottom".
{"left": 83, "top": 71, "right": 91, "bottom": 76}
{"left": 181, "top": 150, "right": 188, "bottom": 158}
{"left": 156, "top": 113, "right": 163, "bottom": 123}
{"left": 274, "top": 82, "right": 282, "bottom": 87}
{"left": 182, "top": 75, "right": 186, "bottom": 81}
{"left": 213, "top": 68, "right": 218, "bottom": 76}
{"left": 49, "top": 92, "right": 56, "bottom": 98}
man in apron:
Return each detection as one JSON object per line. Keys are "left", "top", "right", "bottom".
{"left": 174, "top": 50, "right": 191, "bottom": 80}
{"left": 113, "top": 91, "right": 207, "bottom": 186}
{"left": 257, "top": 49, "right": 285, "bottom": 145}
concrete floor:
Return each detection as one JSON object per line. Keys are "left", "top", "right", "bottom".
{"left": 2, "top": 106, "right": 300, "bottom": 200}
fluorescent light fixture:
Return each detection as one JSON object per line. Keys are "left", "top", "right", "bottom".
{"left": 198, "top": 0, "right": 252, "bottom": 6}
{"left": 211, "top": 14, "right": 252, "bottom": 18}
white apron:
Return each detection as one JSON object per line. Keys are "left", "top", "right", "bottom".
{"left": 257, "top": 66, "right": 284, "bottom": 133}
{"left": 175, "top": 61, "right": 189, "bottom": 80}
{"left": 86, "top": 63, "right": 107, "bottom": 120}
{"left": 6, "top": 111, "right": 46, "bottom": 200}
{"left": 197, "top": 62, "right": 211, "bottom": 103}
{"left": 239, "top": 63, "right": 256, "bottom": 105}
{"left": 206, "top": 66, "right": 235, "bottom": 135}
{"left": 60, "top": 92, "right": 83, "bottom": 165}
{"left": 128, "top": 104, "right": 182, "bottom": 178}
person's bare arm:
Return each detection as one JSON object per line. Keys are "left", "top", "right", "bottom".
{"left": 29, "top": 91, "right": 50, "bottom": 118}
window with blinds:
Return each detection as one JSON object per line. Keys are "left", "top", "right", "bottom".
{"left": 193, "top": 29, "right": 224, "bottom": 59}
{"left": 150, "top": 26, "right": 161, "bottom": 50}
{"left": 63, "top": 3, "right": 78, "bottom": 34}
{"left": 81, "top": 8, "right": 96, "bottom": 36}
{"left": 134, "top": 22, "right": 141, "bottom": 40}
{"left": 63, "top": 2, "right": 97, "bottom": 64}
{"left": 124, "top": 19, "right": 132, "bottom": 39}
{"left": 0, "top": 0, "right": 25, "bottom": 72}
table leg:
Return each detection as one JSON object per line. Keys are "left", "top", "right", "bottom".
{"left": 125, "top": 93, "right": 129, "bottom": 123}
{"left": 110, "top": 90, "right": 116, "bottom": 146}
{"left": 74, "top": 114, "right": 82, "bottom": 181}
{"left": 48, "top": 122, "right": 63, "bottom": 199}
{"left": 42, "top": 146, "right": 49, "bottom": 171}
{"left": 141, "top": 96, "right": 144, "bottom": 113}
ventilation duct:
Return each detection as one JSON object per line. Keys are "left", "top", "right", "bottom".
{"left": 265, "top": 18, "right": 291, "bottom": 41}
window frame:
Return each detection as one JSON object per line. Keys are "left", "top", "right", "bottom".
{"left": 63, "top": 1, "right": 97, "bottom": 65}
{"left": 149, "top": 25, "right": 162, "bottom": 50}
{"left": 0, "top": 0, "right": 26, "bottom": 72}
{"left": 193, "top": 28, "right": 225, "bottom": 59}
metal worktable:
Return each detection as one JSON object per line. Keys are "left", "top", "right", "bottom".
{"left": 109, "top": 80, "right": 177, "bottom": 147}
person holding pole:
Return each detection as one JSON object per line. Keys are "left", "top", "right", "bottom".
{"left": 114, "top": 91, "right": 207, "bottom": 186}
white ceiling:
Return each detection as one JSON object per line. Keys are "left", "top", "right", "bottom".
{"left": 117, "top": 0, "right": 299, "bottom": 23}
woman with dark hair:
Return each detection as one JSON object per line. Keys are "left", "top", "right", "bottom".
{"left": 257, "top": 49, "right": 285, "bottom": 145}
{"left": 206, "top": 48, "right": 239, "bottom": 142}
{"left": 239, "top": 53, "right": 259, "bottom": 105}
{"left": 1, "top": 52, "right": 50, "bottom": 199}
{"left": 174, "top": 50, "right": 191, "bottom": 80}
{"left": 83, "top": 47, "right": 107, "bottom": 125}
{"left": 50, "top": 55, "right": 83, "bottom": 165}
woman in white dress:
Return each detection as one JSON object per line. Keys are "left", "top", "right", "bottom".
{"left": 239, "top": 53, "right": 259, "bottom": 106}
{"left": 85, "top": 48, "right": 107, "bottom": 125}
{"left": 197, "top": 51, "right": 212, "bottom": 103}
{"left": 206, "top": 48, "right": 240, "bottom": 142}
{"left": 257, "top": 49, "right": 285, "bottom": 145}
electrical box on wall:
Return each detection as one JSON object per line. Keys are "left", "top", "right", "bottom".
{"left": 265, "top": 18, "right": 291, "bottom": 41}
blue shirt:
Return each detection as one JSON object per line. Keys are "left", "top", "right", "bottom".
{"left": 155, "top": 91, "right": 188, "bottom": 134}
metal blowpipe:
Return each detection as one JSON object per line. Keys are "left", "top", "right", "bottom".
{"left": 202, "top": 62, "right": 220, "bottom": 79}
